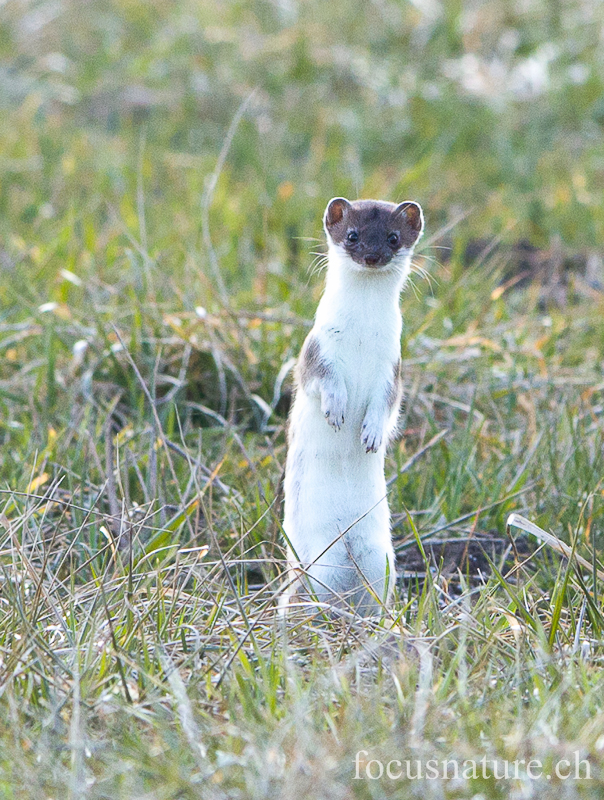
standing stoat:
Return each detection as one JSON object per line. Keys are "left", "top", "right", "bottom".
{"left": 281, "top": 196, "right": 424, "bottom": 616}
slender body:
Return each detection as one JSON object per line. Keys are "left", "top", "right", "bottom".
{"left": 282, "top": 197, "right": 424, "bottom": 615}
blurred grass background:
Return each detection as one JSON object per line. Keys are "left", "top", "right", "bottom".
{"left": 2, "top": 1, "right": 604, "bottom": 797}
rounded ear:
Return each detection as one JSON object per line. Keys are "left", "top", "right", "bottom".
{"left": 324, "top": 197, "right": 351, "bottom": 228}
{"left": 394, "top": 201, "right": 424, "bottom": 242}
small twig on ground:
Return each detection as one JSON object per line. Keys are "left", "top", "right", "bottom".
{"left": 387, "top": 428, "right": 448, "bottom": 486}
{"left": 507, "top": 513, "right": 604, "bottom": 580}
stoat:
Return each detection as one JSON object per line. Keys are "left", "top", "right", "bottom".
{"left": 281, "top": 196, "right": 424, "bottom": 616}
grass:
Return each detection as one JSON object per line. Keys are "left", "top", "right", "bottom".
{"left": 1, "top": 0, "right": 604, "bottom": 797}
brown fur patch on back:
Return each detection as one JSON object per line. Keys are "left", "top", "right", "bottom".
{"left": 387, "top": 358, "right": 403, "bottom": 410}
{"left": 298, "top": 334, "right": 332, "bottom": 389}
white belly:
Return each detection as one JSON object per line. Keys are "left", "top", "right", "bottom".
{"left": 283, "top": 392, "right": 395, "bottom": 612}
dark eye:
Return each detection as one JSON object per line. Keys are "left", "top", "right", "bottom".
{"left": 387, "top": 232, "right": 399, "bottom": 247}
{"left": 346, "top": 230, "right": 358, "bottom": 243}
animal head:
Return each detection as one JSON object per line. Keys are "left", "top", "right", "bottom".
{"left": 323, "top": 197, "right": 424, "bottom": 270}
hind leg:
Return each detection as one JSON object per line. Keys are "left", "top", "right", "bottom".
{"left": 343, "top": 539, "right": 396, "bottom": 615}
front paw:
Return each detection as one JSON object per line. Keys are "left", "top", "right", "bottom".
{"left": 321, "top": 391, "right": 347, "bottom": 431}
{"left": 361, "top": 418, "right": 384, "bottom": 453}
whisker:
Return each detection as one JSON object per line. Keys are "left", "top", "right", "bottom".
{"left": 414, "top": 254, "right": 443, "bottom": 268}
{"left": 411, "top": 263, "right": 431, "bottom": 279}
{"left": 307, "top": 254, "right": 329, "bottom": 278}
{"left": 410, "top": 262, "right": 438, "bottom": 292}
{"left": 406, "top": 274, "right": 422, "bottom": 300}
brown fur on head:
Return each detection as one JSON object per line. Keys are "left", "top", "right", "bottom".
{"left": 324, "top": 198, "right": 424, "bottom": 269}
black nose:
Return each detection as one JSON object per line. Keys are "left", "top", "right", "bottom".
{"left": 364, "top": 253, "right": 380, "bottom": 266}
